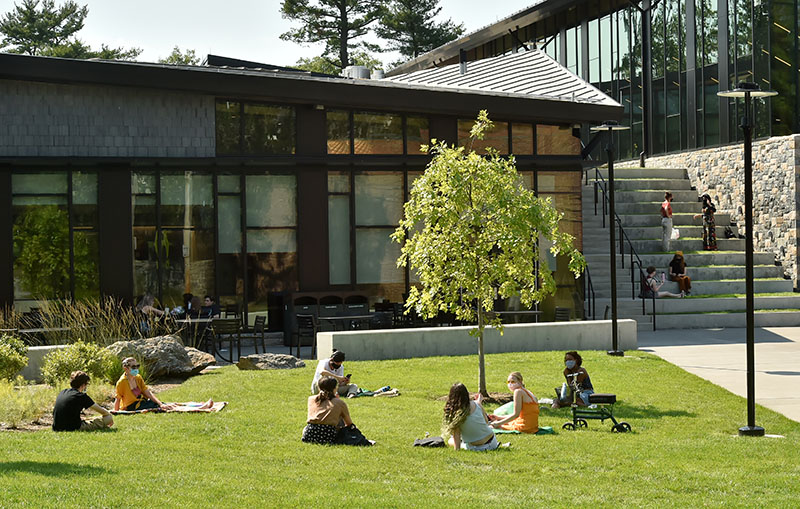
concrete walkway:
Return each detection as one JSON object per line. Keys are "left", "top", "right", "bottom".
{"left": 638, "top": 327, "right": 800, "bottom": 423}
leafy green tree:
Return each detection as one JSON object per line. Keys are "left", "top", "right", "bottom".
{"left": 280, "top": 0, "right": 386, "bottom": 72}
{"left": 376, "top": 0, "right": 464, "bottom": 62}
{"left": 158, "top": 46, "right": 201, "bottom": 65}
{"left": 393, "top": 111, "right": 585, "bottom": 397}
{"left": 0, "top": 0, "right": 140, "bottom": 60}
{"left": 293, "top": 49, "right": 383, "bottom": 74}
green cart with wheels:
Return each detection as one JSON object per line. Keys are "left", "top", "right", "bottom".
{"left": 561, "top": 393, "right": 631, "bottom": 433}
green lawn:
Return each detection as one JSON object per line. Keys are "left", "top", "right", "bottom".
{"left": 2, "top": 350, "right": 799, "bottom": 508}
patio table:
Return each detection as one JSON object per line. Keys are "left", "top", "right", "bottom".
{"left": 318, "top": 314, "right": 374, "bottom": 331}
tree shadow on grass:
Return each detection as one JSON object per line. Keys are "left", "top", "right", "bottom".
{"left": 544, "top": 403, "right": 695, "bottom": 420}
{"left": 0, "top": 461, "right": 115, "bottom": 476}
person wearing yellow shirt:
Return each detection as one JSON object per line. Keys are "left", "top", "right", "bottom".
{"left": 114, "top": 357, "right": 173, "bottom": 411}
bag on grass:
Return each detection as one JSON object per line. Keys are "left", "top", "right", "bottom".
{"left": 413, "top": 436, "right": 445, "bottom": 447}
{"left": 334, "top": 424, "right": 372, "bottom": 446}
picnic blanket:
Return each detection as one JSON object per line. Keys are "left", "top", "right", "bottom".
{"left": 111, "top": 401, "right": 227, "bottom": 415}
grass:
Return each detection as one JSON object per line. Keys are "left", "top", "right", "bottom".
{"left": 1, "top": 350, "right": 799, "bottom": 508}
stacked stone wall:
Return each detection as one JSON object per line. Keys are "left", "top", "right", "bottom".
{"left": 619, "top": 134, "right": 799, "bottom": 286}
{"left": 0, "top": 79, "right": 215, "bottom": 158}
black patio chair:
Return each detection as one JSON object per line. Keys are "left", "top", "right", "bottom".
{"left": 252, "top": 315, "right": 267, "bottom": 354}
{"left": 295, "top": 314, "right": 318, "bottom": 359}
{"left": 210, "top": 318, "right": 242, "bottom": 363}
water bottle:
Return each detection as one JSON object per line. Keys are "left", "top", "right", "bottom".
{"left": 377, "top": 386, "right": 391, "bottom": 393}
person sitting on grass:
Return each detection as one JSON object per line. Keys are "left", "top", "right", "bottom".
{"left": 52, "top": 371, "right": 113, "bottom": 432}
{"left": 552, "top": 351, "right": 594, "bottom": 409}
{"left": 302, "top": 376, "right": 354, "bottom": 444}
{"left": 311, "top": 350, "right": 358, "bottom": 398}
{"left": 645, "top": 265, "right": 684, "bottom": 299}
{"left": 114, "top": 357, "right": 173, "bottom": 412}
{"left": 488, "top": 371, "right": 539, "bottom": 433}
{"left": 442, "top": 382, "right": 499, "bottom": 452}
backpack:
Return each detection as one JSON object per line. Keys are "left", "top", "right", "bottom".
{"left": 334, "top": 424, "right": 373, "bottom": 446}
{"left": 639, "top": 276, "right": 655, "bottom": 299}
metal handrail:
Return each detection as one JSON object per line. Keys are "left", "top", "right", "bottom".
{"left": 583, "top": 265, "right": 596, "bottom": 320}
{"left": 589, "top": 166, "right": 657, "bottom": 330}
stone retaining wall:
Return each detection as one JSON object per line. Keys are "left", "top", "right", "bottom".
{"left": 620, "top": 134, "right": 799, "bottom": 286}
{"left": 316, "top": 320, "right": 638, "bottom": 361}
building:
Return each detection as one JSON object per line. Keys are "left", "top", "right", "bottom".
{"left": 0, "top": 50, "right": 620, "bottom": 325}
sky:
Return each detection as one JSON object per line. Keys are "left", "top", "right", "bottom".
{"left": 0, "top": 0, "right": 536, "bottom": 69}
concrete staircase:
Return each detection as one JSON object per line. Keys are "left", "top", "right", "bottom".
{"left": 582, "top": 166, "right": 800, "bottom": 329}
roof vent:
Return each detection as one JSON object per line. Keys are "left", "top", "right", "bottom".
{"left": 371, "top": 69, "right": 385, "bottom": 79}
{"left": 342, "top": 65, "right": 371, "bottom": 79}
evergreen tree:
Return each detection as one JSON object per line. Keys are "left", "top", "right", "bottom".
{"left": 0, "top": 0, "right": 140, "bottom": 60}
{"left": 377, "top": 0, "right": 464, "bottom": 61}
{"left": 279, "top": 0, "right": 386, "bottom": 71}
{"left": 294, "top": 49, "right": 383, "bottom": 75}
{"left": 158, "top": 46, "right": 201, "bottom": 66}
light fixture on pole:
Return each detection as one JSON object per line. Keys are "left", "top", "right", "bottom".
{"left": 717, "top": 81, "right": 777, "bottom": 437}
{"left": 590, "top": 120, "right": 630, "bottom": 357}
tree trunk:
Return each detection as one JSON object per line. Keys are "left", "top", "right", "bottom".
{"left": 477, "top": 305, "right": 488, "bottom": 397}
{"left": 339, "top": 1, "right": 349, "bottom": 69}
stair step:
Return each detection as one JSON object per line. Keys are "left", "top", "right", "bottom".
{"left": 590, "top": 278, "right": 793, "bottom": 297}
{"left": 583, "top": 252, "right": 777, "bottom": 266}
{"left": 611, "top": 179, "right": 693, "bottom": 190}
{"left": 587, "top": 265, "right": 783, "bottom": 281}
{"left": 624, "top": 238, "right": 744, "bottom": 252}
{"left": 593, "top": 295, "right": 800, "bottom": 314}
{"left": 590, "top": 213, "right": 732, "bottom": 227}
{"left": 614, "top": 202, "right": 701, "bottom": 214}
{"left": 596, "top": 168, "right": 688, "bottom": 179}
{"left": 639, "top": 311, "right": 800, "bottom": 329}
{"left": 608, "top": 190, "right": 700, "bottom": 202}
{"left": 583, "top": 225, "right": 704, "bottom": 239}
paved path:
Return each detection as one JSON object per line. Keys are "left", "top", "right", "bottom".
{"left": 638, "top": 327, "right": 800, "bottom": 423}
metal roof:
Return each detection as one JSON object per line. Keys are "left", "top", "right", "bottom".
{"left": 384, "top": 49, "right": 619, "bottom": 108}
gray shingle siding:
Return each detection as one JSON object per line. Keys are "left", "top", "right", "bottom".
{"left": 0, "top": 80, "right": 215, "bottom": 157}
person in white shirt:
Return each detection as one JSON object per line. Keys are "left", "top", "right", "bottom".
{"left": 311, "top": 350, "right": 358, "bottom": 398}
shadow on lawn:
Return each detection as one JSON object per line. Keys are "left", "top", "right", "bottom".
{"left": 0, "top": 461, "right": 115, "bottom": 476}
{"left": 545, "top": 403, "right": 695, "bottom": 420}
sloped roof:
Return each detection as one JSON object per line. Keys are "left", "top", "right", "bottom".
{"left": 384, "top": 49, "right": 618, "bottom": 108}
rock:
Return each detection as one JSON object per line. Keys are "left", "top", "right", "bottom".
{"left": 236, "top": 353, "right": 305, "bottom": 370}
{"left": 106, "top": 335, "right": 195, "bottom": 378}
{"left": 185, "top": 347, "right": 216, "bottom": 375}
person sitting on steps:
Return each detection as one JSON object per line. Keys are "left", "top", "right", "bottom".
{"left": 669, "top": 251, "right": 692, "bottom": 295}
{"left": 645, "top": 265, "right": 684, "bottom": 298}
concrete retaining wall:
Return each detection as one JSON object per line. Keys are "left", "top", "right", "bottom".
{"left": 18, "top": 345, "right": 69, "bottom": 382}
{"left": 316, "top": 320, "right": 637, "bottom": 361}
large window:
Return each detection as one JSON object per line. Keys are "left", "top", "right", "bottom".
{"left": 215, "top": 100, "right": 295, "bottom": 155}
{"left": 536, "top": 125, "right": 581, "bottom": 155}
{"left": 457, "top": 119, "right": 509, "bottom": 154}
{"left": 326, "top": 110, "right": 430, "bottom": 155}
{"left": 12, "top": 171, "right": 99, "bottom": 306}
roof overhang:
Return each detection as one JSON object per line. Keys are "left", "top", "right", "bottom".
{"left": 0, "top": 52, "right": 621, "bottom": 124}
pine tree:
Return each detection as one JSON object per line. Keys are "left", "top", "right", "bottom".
{"left": 279, "top": 0, "right": 386, "bottom": 71}
{"left": 376, "top": 0, "right": 464, "bottom": 61}
{"left": 0, "top": 0, "right": 87, "bottom": 55}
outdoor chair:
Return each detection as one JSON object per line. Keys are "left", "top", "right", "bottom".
{"left": 210, "top": 318, "right": 242, "bottom": 363}
{"left": 554, "top": 307, "right": 572, "bottom": 322}
{"left": 251, "top": 315, "right": 267, "bottom": 354}
{"left": 224, "top": 304, "right": 240, "bottom": 319}
{"left": 294, "top": 314, "right": 318, "bottom": 359}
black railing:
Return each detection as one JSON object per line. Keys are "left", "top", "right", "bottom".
{"left": 583, "top": 266, "right": 596, "bottom": 320}
{"left": 589, "top": 166, "right": 657, "bottom": 330}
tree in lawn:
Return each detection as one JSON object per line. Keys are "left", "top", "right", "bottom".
{"left": 376, "top": 0, "right": 464, "bottom": 62}
{"left": 279, "top": 0, "right": 386, "bottom": 72}
{"left": 393, "top": 111, "right": 586, "bottom": 397}
{"left": 0, "top": 0, "right": 140, "bottom": 60}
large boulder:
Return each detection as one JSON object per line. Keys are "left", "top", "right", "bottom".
{"left": 107, "top": 335, "right": 200, "bottom": 378}
{"left": 185, "top": 347, "right": 216, "bottom": 375}
{"left": 237, "top": 353, "right": 305, "bottom": 370}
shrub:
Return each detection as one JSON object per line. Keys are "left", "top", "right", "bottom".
{"left": 0, "top": 377, "right": 56, "bottom": 428}
{"left": 0, "top": 334, "right": 28, "bottom": 381}
{"left": 40, "top": 341, "right": 118, "bottom": 387}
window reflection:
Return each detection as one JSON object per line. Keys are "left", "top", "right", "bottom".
{"left": 536, "top": 125, "right": 580, "bottom": 155}
{"left": 458, "top": 119, "right": 509, "bottom": 154}
{"left": 353, "top": 112, "right": 403, "bottom": 154}
{"left": 326, "top": 110, "right": 350, "bottom": 154}
{"left": 406, "top": 116, "right": 429, "bottom": 155}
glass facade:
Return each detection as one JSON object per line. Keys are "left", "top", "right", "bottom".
{"left": 327, "top": 110, "right": 430, "bottom": 155}
{"left": 471, "top": 0, "right": 800, "bottom": 158}
{"left": 11, "top": 171, "right": 99, "bottom": 306}
{"left": 215, "top": 100, "right": 295, "bottom": 155}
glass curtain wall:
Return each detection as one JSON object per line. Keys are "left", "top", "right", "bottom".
{"left": 527, "top": 0, "right": 798, "bottom": 159}
{"left": 11, "top": 171, "right": 99, "bottom": 307}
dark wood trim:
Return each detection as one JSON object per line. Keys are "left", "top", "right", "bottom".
{"left": 0, "top": 167, "right": 11, "bottom": 309}
{"left": 98, "top": 166, "right": 134, "bottom": 305}
{"left": 296, "top": 167, "right": 328, "bottom": 291}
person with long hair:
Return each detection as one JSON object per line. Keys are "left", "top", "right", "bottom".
{"left": 302, "top": 376, "right": 353, "bottom": 444}
{"left": 442, "top": 382, "right": 498, "bottom": 451}
{"left": 669, "top": 251, "right": 692, "bottom": 295}
{"left": 661, "top": 191, "right": 674, "bottom": 252}
{"left": 488, "top": 372, "right": 539, "bottom": 433}
{"left": 694, "top": 194, "right": 717, "bottom": 251}
{"left": 644, "top": 265, "right": 684, "bottom": 298}
{"left": 552, "top": 351, "right": 595, "bottom": 408}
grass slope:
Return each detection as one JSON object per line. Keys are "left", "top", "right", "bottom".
{"left": 1, "top": 350, "right": 798, "bottom": 508}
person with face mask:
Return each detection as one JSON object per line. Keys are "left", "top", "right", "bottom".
{"left": 551, "top": 351, "right": 594, "bottom": 409}
{"left": 114, "top": 357, "right": 172, "bottom": 411}
{"left": 52, "top": 371, "right": 113, "bottom": 431}
{"left": 487, "top": 371, "right": 539, "bottom": 433}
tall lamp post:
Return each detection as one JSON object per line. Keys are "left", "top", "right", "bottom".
{"left": 717, "top": 82, "right": 777, "bottom": 437}
{"left": 590, "top": 121, "right": 630, "bottom": 357}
